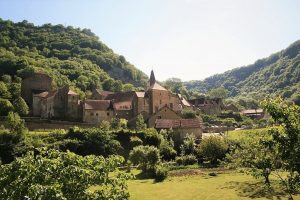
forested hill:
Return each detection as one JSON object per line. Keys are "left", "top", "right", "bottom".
{"left": 0, "top": 19, "right": 148, "bottom": 96}
{"left": 184, "top": 40, "right": 300, "bottom": 101}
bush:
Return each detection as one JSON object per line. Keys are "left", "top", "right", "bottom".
{"left": 159, "top": 139, "right": 177, "bottom": 161}
{"left": 140, "top": 128, "right": 162, "bottom": 147}
{"left": 154, "top": 164, "right": 168, "bottom": 182}
{"left": 175, "top": 155, "right": 197, "bottom": 166}
{"left": 198, "top": 136, "right": 228, "bottom": 164}
{"left": 129, "top": 145, "right": 160, "bottom": 173}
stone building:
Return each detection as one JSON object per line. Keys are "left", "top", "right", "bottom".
{"left": 27, "top": 71, "right": 203, "bottom": 137}
{"left": 33, "top": 86, "right": 80, "bottom": 121}
{"left": 82, "top": 100, "right": 115, "bottom": 124}
{"left": 21, "top": 72, "right": 52, "bottom": 111}
{"left": 189, "top": 97, "right": 224, "bottom": 115}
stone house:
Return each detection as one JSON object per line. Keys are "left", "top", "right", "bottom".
{"left": 148, "top": 106, "right": 182, "bottom": 128}
{"left": 189, "top": 97, "right": 224, "bottom": 115}
{"left": 21, "top": 72, "right": 52, "bottom": 111}
{"left": 82, "top": 100, "right": 115, "bottom": 124}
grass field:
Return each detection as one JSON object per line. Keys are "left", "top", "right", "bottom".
{"left": 128, "top": 170, "right": 299, "bottom": 200}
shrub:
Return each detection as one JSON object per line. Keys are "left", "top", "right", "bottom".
{"left": 139, "top": 128, "right": 162, "bottom": 147}
{"left": 129, "top": 145, "right": 160, "bottom": 173}
{"left": 198, "top": 136, "right": 228, "bottom": 164}
{"left": 154, "top": 164, "right": 168, "bottom": 182}
{"left": 159, "top": 139, "right": 177, "bottom": 161}
{"left": 175, "top": 155, "right": 197, "bottom": 166}
{"left": 130, "top": 136, "right": 143, "bottom": 147}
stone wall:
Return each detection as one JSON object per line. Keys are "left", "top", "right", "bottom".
{"left": 148, "top": 107, "right": 181, "bottom": 127}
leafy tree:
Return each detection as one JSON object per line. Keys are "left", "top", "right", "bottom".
{"left": 181, "top": 109, "right": 197, "bottom": 119}
{"left": 135, "top": 114, "right": 146, "bottom": 131}
{"left": 164, "top": 78, "right": 183, "bottom": 93}
{"left": 180, "top": 134, "right": 196, "bottom": 155}
{"left": 198, "top": 136, "right": 228, "bottom": 164}
{"left": 226, "top": 134, "right": 279, "bottom": 186}
{"left": 0, "top": 98, "right": 13, "bottom": 115}
{"left": 262, "top": 98, "right": 300, "bottom": 193}
{"left": 0, "top": 81, "right": 11, "bottom": 99}
{"left": 129, "top": 145, "right": 160, "bottom": 173}
{"left": 0, "top": 148, "right": 130, "bottom": 200}
{"left": 13, "top": 97, "right": 29, "bottom": 116}
{"left": 207, "top": 86, "right": 228, "bottom": 99}
{"left": 122, "top": 83, "right": 135, "bottom": 92}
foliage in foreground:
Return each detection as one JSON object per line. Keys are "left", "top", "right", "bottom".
{"left": 0, "top": 148, "right": 130, "bottom": 200}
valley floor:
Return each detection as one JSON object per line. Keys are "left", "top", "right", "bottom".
{"left": 128, "top": 170, "right": 300, "bottom": 200}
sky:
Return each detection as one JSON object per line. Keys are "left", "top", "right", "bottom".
{"left": 1, "top": 0, "right": 300, "bottom": 81}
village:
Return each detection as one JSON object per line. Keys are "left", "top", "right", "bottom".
{"left": 20, "top": 70, "right": 267, "bottom": 140}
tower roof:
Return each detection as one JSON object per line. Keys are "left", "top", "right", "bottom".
{"left": 150, "top": 70, "right": 156, "bottom": 86}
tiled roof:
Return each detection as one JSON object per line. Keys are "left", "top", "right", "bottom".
{"left": 155, "top": 119, "right": 202, "bottom": 129}
{"left": 84, "top": 100, "right": 113, "bottom": 110}
{"left": 178, "top": 94, "right": 191, "bottom": 107}
{"left": 95, "top": 89, "right": 114, "bottom": 96}
{"left": 105, "top": 91, "right": 135, "bottom": 110}
{"left": 148, "top": 83, "right": 167, "bottom": 91}
{"left": 34, "top": 91, "right": 56, "bottom": 98}
{"left": 155, "top": 119, "right": 181, "bottom": 129}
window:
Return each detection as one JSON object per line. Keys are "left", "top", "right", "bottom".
{"left": 107, "top": 112, "right": 110, "bottom": 116}
{"left": 157, "top": 116, "right": 162, "bottom": 119}
{"left": 96, "top": 113, "right": 98, "bottom": 116}
{"left": 72, "top": 96, "right": 75, "bottom": 100}
{"left": 90, "top": 112, "right": 94, "bottom": 116}
{"left": 160, "top": 99, "right": 162, "bottom": 104}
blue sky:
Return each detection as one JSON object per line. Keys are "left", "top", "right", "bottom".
{"left": 1, "top": 0, "right": 300, "bottom": 81}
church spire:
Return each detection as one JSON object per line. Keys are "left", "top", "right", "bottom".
{"left": 150, "top": 70, "right": 156, "bottom": 86}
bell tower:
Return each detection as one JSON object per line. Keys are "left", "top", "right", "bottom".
{"left": 150, "top": 70, "right": 156, "bottom": 86}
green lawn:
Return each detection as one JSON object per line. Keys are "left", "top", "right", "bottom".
{"left": 128, "top": 170, "right": 300, "bottom": 200}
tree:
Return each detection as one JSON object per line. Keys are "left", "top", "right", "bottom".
{"left": 198, "top": 136, "right": 228, "bottom": 164}
{"left": 135, "top": 114, "right": 146, "bottom": 131}
{"left": 226, "top": 134, "right": 279, "bottom": 186}
{"left": 181, "top": 134, "right": 196, "bottom": 155}
{"left": 129, "top": 145, "right": 160, "bottom": 173}
{"left": 122, "top": 83, "right": 135, "bottom": 92}
{"left": 0, "top": 98, "right": 13, "bottom": 115}
{"left": 5, "top": 112, "right": 27, "bottom": 141}
{"left": 182, "top": 109, "right": 196, "bottom": 119}
{"left": 0, "top": 81, "right": 11, "bottom": 99}
{"left": 0, "top": 149, "right": 130, "bottom": 200}
{"left": 164, "top": 78, "right": 183, "bottom": 93}
{"left": 262, "top": 98, "right": 300, "bottom": 193}
{"left": 207, "top": 86, "right": 228, "bottom": 99}
{"left": 13, "top": 97, "right": 29, "bottom": 116}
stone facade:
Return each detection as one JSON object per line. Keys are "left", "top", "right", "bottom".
{"left": 82, "top": 100, "right": 115, "bottom": 124}
{"left": 189, "top": 98, "right": 224, "bottom": 115}
{"left": 148, "top": 106, "right": 182, "bottom": 128}
{"left": 21, "top": 73, "right": 52, "bottom": 110}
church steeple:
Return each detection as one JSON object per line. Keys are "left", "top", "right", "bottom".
{"left": 150, "top": 70, "right": 156, "bottom": 86}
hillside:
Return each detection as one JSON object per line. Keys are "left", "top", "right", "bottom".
{"left": 0, "top": 19, "right": 148, "bottom": 96}
{"left": 184, "top": 40, "right": 300, "bottom": 102}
